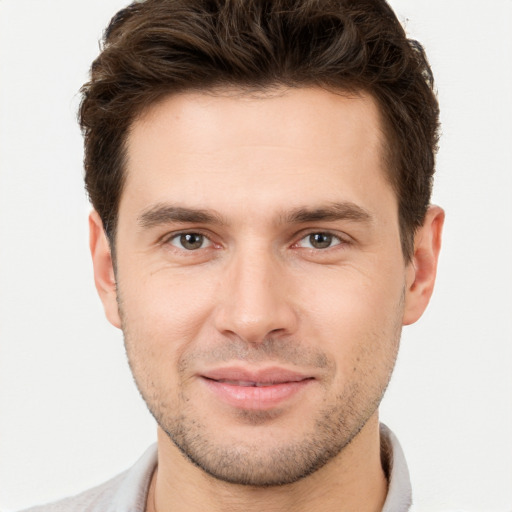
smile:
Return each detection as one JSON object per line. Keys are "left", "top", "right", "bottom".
{"left": 214, "top": 379, "right": 288, "bottom": 387}
{"left": 200, "top": 367, "right": 315, "bottom": 410}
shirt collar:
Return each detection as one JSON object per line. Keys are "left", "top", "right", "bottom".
{"left": 380, "top": 423, "right": 413, "bottom": 512}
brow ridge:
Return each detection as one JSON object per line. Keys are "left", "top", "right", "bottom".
{"left": 283, "top": 202, "right": 373, "bottom": 224}
{"left": 138, "top": 204, "right": 226, "bottom": 229}
{"left": 137, "top": 201, "right": 373, "bottom": 230}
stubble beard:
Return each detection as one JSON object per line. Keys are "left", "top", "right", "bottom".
{"left": 123, "top": 339, "right": 401, "bottom": 487}
{"left": 120, "top": 294, "right": 404, "bottom": 487}
{"left": 159, "top": 389, "right": 381, "bottom": 486}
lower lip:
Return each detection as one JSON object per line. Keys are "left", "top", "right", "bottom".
{"left": 201, "top": 378, "right": 313, "bottom": 410}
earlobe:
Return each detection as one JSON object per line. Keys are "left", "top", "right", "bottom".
{"left": 89, "top": 210, "right": 122, "bottom": 329}
{"left": 402, "top": 205, "right": 445, "bottom": 326}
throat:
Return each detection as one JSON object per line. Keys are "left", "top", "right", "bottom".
{"left": 151, "top": 418, "right": 389, "bottom": 512}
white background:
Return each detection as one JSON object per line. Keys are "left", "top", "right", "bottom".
{"left": 0, "top": 1, "right": 511, "bottom": 511}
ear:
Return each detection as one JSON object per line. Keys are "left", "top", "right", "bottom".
{"left": 89, "top": 210, "right": 122, "bottom": 329}
{"left": 402, "top": 205, "right": 445, "bottom": 326}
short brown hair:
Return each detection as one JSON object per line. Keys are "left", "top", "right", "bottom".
{"left": 79, "top": 0, "right": 439, "bottom": 261}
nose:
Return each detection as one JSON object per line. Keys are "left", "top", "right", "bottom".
{"left": 213, "top": 245, "right": 299, "bottom": 344}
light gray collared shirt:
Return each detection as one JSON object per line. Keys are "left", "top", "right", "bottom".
{"left": 21, "top": 423, "right": 412, "bottom": 512}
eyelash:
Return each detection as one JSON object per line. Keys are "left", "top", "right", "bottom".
{"left": 164, "top": 231, "right": 214, "bottom": 251}
{"left": 294, "top": 232, "right": 345, "bottom": 250}
{"left": 162, "top": 230, "right": 348, "bottom": 253}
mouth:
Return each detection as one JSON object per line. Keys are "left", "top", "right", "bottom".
{"left": 211, "top": 379, "right": 300, "bottom": 387}
{"left": 200, "top": 367, "right": 315, "bottom": 410}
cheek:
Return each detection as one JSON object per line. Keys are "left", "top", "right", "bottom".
{"left": 298, "top": 265, "right": 405, "bottom": 368}
{"left": 118, "top": 266, "right": 221, "bottom": 372}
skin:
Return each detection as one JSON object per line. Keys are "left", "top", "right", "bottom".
{"left": 90, "top": 87, "right": 444, "bottom": 512}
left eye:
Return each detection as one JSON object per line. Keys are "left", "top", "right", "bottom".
{"left": 169, "top": 233, "right": 211, "bottom": 250}
{"left": 297, "top": 232, "right": 342, "bottom": 250}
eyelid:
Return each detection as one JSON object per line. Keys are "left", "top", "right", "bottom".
{"left": 157, "top": 228, "right": 351, "bottom": 251}
{"left": 160, "top": 229, "right": 216, "bottom": 249}
{"left": 292, "top": 230, "right": 351, "bottom": 249}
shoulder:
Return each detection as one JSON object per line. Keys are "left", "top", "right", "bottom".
{"left": 19, "top": 471, "right": 127, "bottom": 512}
{"left": 18, "top": 444, "right": 158, "bottom": 512}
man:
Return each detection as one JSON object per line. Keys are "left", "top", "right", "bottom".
{"left": 24, "top": 0, "right": 443, "bottom": 511}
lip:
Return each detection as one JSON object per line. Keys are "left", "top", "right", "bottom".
{"left": 200, "top": 367, "right": 314, "bottom": 410}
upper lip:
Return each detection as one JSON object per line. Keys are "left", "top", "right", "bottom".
{"left": 200, "top": 366, "right": 313, "bottom": 385}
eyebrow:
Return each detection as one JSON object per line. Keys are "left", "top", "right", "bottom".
{"left": 282, "top": 202, "right": 373, "bottom": 225}
{"left": 137, "top": 201, "right": 373, "bottom": 230}
{"left": 138, "top": 204, "right": 227, "bottom": 229}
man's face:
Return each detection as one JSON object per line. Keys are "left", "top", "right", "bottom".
{"left": 103, "top": 88, "right": 413, "bottom": 485}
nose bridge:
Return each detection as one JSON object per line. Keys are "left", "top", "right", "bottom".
{"left": 215, "top": 240, "right": 296, "bottom": 343}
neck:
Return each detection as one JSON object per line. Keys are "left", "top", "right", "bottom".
{"left": 147, "top": 414, "right": 388, "bottom": 512}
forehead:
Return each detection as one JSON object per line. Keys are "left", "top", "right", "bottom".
{"left": 121, "top": 87, "right": 394, "bottom": 222}
{"left": 130, "top": 86, "right": 385, "bottom": 158}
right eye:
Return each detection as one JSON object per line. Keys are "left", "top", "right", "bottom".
{"left": 168, "top": 233, "right": 212, "bottom": 251}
